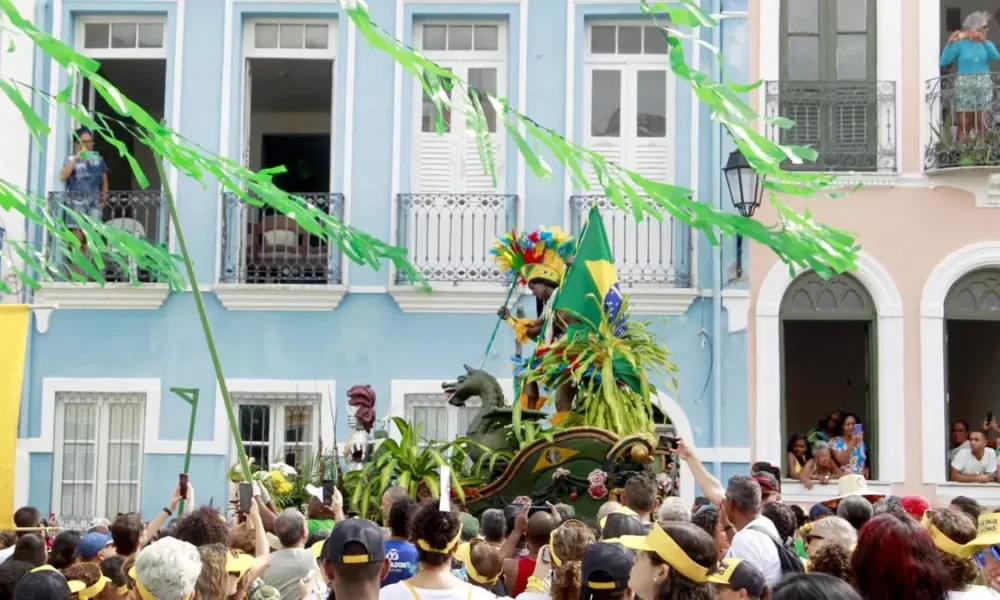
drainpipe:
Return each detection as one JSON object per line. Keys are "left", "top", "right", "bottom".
{"left": 710, "top": 0, "right": 724, "bottom": 480}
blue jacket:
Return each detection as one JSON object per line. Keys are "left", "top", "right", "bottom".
{"left": 941, "top": 38, "right": 1000, "bottom": 74}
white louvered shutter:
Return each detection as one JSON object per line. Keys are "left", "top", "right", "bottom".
{"left": 413, "top": 67, "right": 460, "bottom": 194}
{"left": 584, "top": 67, "right": 626, "bottom": 192}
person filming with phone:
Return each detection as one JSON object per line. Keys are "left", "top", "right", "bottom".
{"left": 59, "top": 127, "right": 108, "bottom": 258}
{"left": 829, "top": 413, "right": 868, "bottom": 477}
{"left": 950, "top": 429, "right": 999, "bottom": 483}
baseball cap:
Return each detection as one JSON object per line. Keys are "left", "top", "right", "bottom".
{"left": 809, "top": 503, "right": 833, "bottom": 521}
{"left": 77, "top": 532, "right": 112, "bottom": 560}
{"left": 320, "top": 518, "right": 386, "bottom": 565}
{"left": 708, "top": 558, "right": 766, "bottom": 597}
{"left": 580, "top": 542, "right": 635, "bottom": 600}
{"left": 14, "top": 566, "right": 81, "bottom": 600}
{"left": 459, "top": 512, "right": 480, "bottom": 541}
{"left": 753, "top": 472, "right": 780, "bottom": 497}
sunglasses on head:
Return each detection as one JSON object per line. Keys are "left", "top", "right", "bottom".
{"left": 975, "top": 545, "right": 1000, "bottom": 568}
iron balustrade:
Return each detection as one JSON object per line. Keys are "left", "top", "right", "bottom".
{"left": 925, "top": 73, "right": 1000, "bottom": 170}
{"left": 220, "top": 192, "right": 345, "bottom": 285}
{"left": 395, "top": 193, "right": 518, "bottom": 285}
{"left": 765, "top": 80, "right": 897, "bottom": 172}
{"left": 569, "top": 195, "right": 692, "bottom": 287}
{"left": 45, "top": 190, "right": 168, "bottom": 283}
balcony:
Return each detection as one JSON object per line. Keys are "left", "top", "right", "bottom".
{"left": 390, "top": 193, "right": 517, "bottom": 313}
{"left": 32, "top": 190, "right": 170, "bottom": 310}
{"left": 214, "top": 192, "right": 347, "bottom": 311}
{"left": 569, "top": 195, "right": 696, "bottom": 315}
{"left": 764, "top": 80, "right": 897, "bottom": 174}
{"left": 925, "top": 73, "right": 1000, "bottom": 171}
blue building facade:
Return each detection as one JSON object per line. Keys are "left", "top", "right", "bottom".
{"left": 15, "top": 0, "right": 751, "bottom": 525}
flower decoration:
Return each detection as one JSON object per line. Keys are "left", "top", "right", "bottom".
{"left": 270, "top": 470, "right": 293, "bottom": 495}
{"left": 269, "top": 462, "right": 298, "bottom": 478}
{"left": 513, "top": 496, "right": 533, "bottom": 507}
{"left": 588, "top": 484, "right": 609, "bottom": 499}
{"left": 587, "top": 469, "right": 608, "bottom": 487}
{"left": 552, "top": 468, "right": 570, "bottom": 480}
{"left": 656, "top": 472, "right": 674, "bottom": 495}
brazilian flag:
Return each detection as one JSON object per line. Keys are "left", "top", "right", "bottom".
{"left": 554, "top": 205, "right": 625, "bottom": 334}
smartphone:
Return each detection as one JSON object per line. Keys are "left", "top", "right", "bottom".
{"left": 854, "top": 423, "right": 864, "bottom": 436}
{"left": 80, "top": 150, "right": 99, "bottom": 160}
{"left": 238, "top": 482, "right": 253, "bottom": 513}
{"left": 322, "top": 480, "right": 336, "bottom": 505}
{"left": 989, "top": 412, "right": 994, "bottom": 424}
{"left": 657, "top": 434, "right": 679, "bottom": 451}
{"left": 179, "top": 473, "right": 189, "bottom": 499}
{"left": 539, "top": 546, "right": 551, "bottom": 565}
{"left": 528, "top": 505, "right": 550, "bottom": 517}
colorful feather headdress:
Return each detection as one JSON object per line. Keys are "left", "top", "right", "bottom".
{"left": 491, "top": 227, "right": 575, "bottom": 286}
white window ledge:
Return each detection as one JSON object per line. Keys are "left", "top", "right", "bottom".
{"left": 779, "top": 479, "right": 895, "bottom": 504}
{"left": 622, "top": 286, "right": 700, "bottom": 316}
{"left": 925, "top": 170, "right": 1000, "bottom": 209}
{"left": 932, "top": 482, "right": 1000, "bottom": 505}
{"left": 34, "top": 283, "right": 170, "bottom": 311}
{"left": 389, "top": 283, "right": 521, "bottom": 314}
{"left": 213, "top": 283, "right": 347, "bottom": 311}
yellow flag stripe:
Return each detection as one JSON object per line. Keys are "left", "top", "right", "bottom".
{"left": 0, "top": 306, "right": 30, "bottom": 530}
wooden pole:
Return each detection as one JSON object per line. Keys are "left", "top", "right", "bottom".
{"left": 169, "top": 387, "right": 199, "bottom": 516}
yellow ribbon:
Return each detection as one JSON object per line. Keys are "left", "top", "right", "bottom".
{"left": 74, "top": 577, "right": 109, "bottom": 600}
{"left": 465, "top": 556, "right": 500, "bottom": 585}
{"left": 921, "top": 513, "right": 978, "bottom": 559}
{"left": 620, "top": 524, "right": 710, "bottom": 583}
{"left": 416, "top": 527, "right": 463, "bottom": 555}
{"left": 548, "top": 519, "right": 587, "bottom": 568}
{"left": 118, "top": 586, "right": 130, "bottom": 596}
{"left": 135, "top": 578, "right": 157, "bottom": 600}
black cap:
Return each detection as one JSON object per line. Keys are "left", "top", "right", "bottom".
{"left": 601, "top": 512, "right": 647, "bottom": 540}
{"left": 708, "top": 558, "right": 766, "bottom": 598}
{"left": 581, "top": 542, "right": 635, "bottom": 599}
{"left": 321, "top": 518, "right": 386, "bottom": 565}
{"left": 14, "top": 567, "right": 73, "bottom": 600}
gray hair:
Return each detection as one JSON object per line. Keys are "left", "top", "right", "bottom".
{"left": 275, "top": 508, "right": 307, "bottom": 548}
{"left": 553, "top": 503, "right": 575, "bottom": 521}
{"left": 480, "top": 509, "right": 506, "bottom": 542}
{"left": 726, "top": 475, "right": 762, "bottom": 513}
{"left": 812, "top": 441, "right": 830, "bottom": 455}
{"left": 836, "top": 495, "right": 874, "bottom": 531}
{"left": 964, "top": 10, "right": 991, "bottom": 31}
{"left": 134, "top": 537, "right": 201, "bottom": 600}
{"left": 597, "top": 501, "right": 622, "bottom": 521}
{"left": 657, "top": 496, "right": 691, "bottom": 522}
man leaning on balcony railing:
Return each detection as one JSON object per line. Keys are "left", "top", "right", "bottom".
{"left": 940, "top": 10, "right": 1000, "bottom": 142}
{"left": 58, "top": 127, "right": 109, "bottom": 258}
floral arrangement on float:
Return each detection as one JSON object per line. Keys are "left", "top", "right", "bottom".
{"left": 227, "top": 453, "right": 333, "bottom": 509}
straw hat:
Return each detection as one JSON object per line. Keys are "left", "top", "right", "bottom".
{"left": 821, "top": 475, "right": 884, "bottom": 509}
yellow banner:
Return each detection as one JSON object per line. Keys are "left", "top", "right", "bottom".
{"left": 0, "top": 305, "right": 30, "bottom": 530}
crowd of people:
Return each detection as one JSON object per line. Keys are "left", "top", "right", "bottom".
{"left": 948, "top": 419, "right": 1000, "bottom": 483}
{"left": 785, "top": 412, "right": 871, "bottom": 487}
{"left": 1, "top": 442, "right": 999, "bottom": 600}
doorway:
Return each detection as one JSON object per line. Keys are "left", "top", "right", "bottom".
{"left": 944, "top": 268, "right": 1000, "bottom": 463}
{"left": 780, "top": 272, "right": 878, "bottom": 479}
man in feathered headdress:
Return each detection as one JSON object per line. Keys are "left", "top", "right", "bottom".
{"left": 491, "top": 227, "right": 576, "bottom": 416}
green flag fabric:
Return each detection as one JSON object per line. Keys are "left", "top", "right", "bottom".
{"left": 553, "top": 206, "right": 623, "bottom": 331}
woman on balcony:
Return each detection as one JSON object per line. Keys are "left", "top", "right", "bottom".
{"left": 941, "top": 10, "right": 1000, "bottom": 141}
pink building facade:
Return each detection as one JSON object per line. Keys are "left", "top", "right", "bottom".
{"left": 747, "top": 0, "right": 1000, "bottom": 505}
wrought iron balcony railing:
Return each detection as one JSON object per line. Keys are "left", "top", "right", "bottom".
{"left": 395, "top": 193, "right": 517, "bottom": 285}
{"left": 570, "top": 195, "right": 691, "bottom": 287}
{"left": 45, "top": 190, "right": 168, "bottom": 283}
{"left": 220, "top": 192, "right": 345, "bottom": 285}
{"left": 765, "top": 80, "right": 897, "bottom": 172}
{"left": 925, "top": 73, "right": 1000, "bottom": 170}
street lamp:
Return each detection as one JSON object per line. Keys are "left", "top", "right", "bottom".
{"left": 722, "top": 147, "right": 764, "bottom": 279}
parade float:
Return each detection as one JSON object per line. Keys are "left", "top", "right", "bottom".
{"left": 343, "top": 207, "right": 682, "bottom": 520}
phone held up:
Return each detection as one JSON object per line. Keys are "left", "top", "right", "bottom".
{"left": 238, "top": 481, "right": 253, "bottom": 514}
{"left": 988, "top": 411, "right": 994, "bottom": 425}
{"left": 854, "top": 423, "right": 864, "bottom": 436}
{"left": 322, "top": 480, "right": 336, "bottom": 505}
{"left": 178, "top": 473, "right": 189, "bottom": 499}
{"left": 539, "top": 546, "right": 552, "bottom": 565}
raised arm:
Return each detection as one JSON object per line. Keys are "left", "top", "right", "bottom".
{"left": 676, "top": 439, "right": 725, "bottom": 505}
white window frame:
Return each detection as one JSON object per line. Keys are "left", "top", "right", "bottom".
{"left": 223, "top": 380, "right": 336, "bottom": 472}
{"left": 243, "top": 18, "right": 337, "bottom": 60}
{"left": 51, "top": 386, "right": 149, "bottom": 526}
{"left": 411, "top": 19, "right": 508, "bottom": 193}
{"left": 389, "top": 379, "right": 515, "bottom": 443}
{"left": 75, "top": 15, "right": 169, "bottom": 59}
{"left": 581, "top": 21, "right": 676, "bottom": 190}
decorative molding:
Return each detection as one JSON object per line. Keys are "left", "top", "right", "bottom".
{"left": 389, "top": 284, "right": 522, "bottom": 313}
{"left": 831, "top": 173, "right": 932, "bottom": 189}
{"left": 34, "top": 283, "right": 170, "bottom": 310}
{"left": 33, "top": 308, "right": 53, "bottom": 334}
{"left": 925, "top": 171, "right": 1000, "bottom": 209}
{"left": 213, "top": 284, "right": 347, "bottom": 311}
{"left": 347, "top": 285, "right": 388, "bottom": 294}
{"left": 624, "top": 287, "right": 700, "bottom": 315}
{"left": 755, "top": 250, "right": 905, "bottom": 483}
{"left": 933, "top": 483, "right": 1000, "bottom": 505}
{"left": 779, "top": 480, "right": 895, "bottom": 504}
{"left": 920, "top": 242, "right": 1000, "bottom": 483}
{"left": 722, "top": 289, "right": 749, "bottom": 333}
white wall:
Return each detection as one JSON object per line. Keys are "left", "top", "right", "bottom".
{"left": 0, "top": 0, "right": 36, "bottom": 303}
{"left": 248, "top": 112, "right": 331, "bottom": 171}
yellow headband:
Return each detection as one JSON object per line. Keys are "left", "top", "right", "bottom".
{"left": 417, "top": 526, "right": 463, "bottom": 555}
{"left": 118, "top": 586, "right": 129, "bottom": 596}
{"left": 464, "top": 551, "right": 501, "bottom": 586}
{"left": 921, "top": 514, "right": 978, "bottom": 559}
{"left": 548, "top": 519, "right": 588, "bottom": 568}
{"left": 620, "top": 524, "right": 710, "bottom": 583}
{"left": 71, "top": 576, "right": 109, "bottom": 600}
{"left": 128, "top": 567, "right": 157, "bottom": 600}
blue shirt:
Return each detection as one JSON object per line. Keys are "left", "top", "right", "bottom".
{"left": 941, "top": 38, "right": 1000, "bottom": 74}
{"left": 382, "top": 539, "right": 418, "bottom": 587}
{"left": 63, "top": 154, "right": 107, "bottom": 193}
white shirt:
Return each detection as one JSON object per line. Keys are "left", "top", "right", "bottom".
{"left": 951, "top": 447, "right": 998, "bottom": 476}
{"left": 0, "top": 547, "right": 13, "bottom": 564}
{"left": 727, "top": 515, "right": 783, "bottom": 586}
{"left": 950, "top": 441, "right": 972, "bottom": 463}
{"left": 380, "top": 583, "right": 498, "bottom": 600}
{"left": 948, "top": 585, "right": 1000, "bottom": 599}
